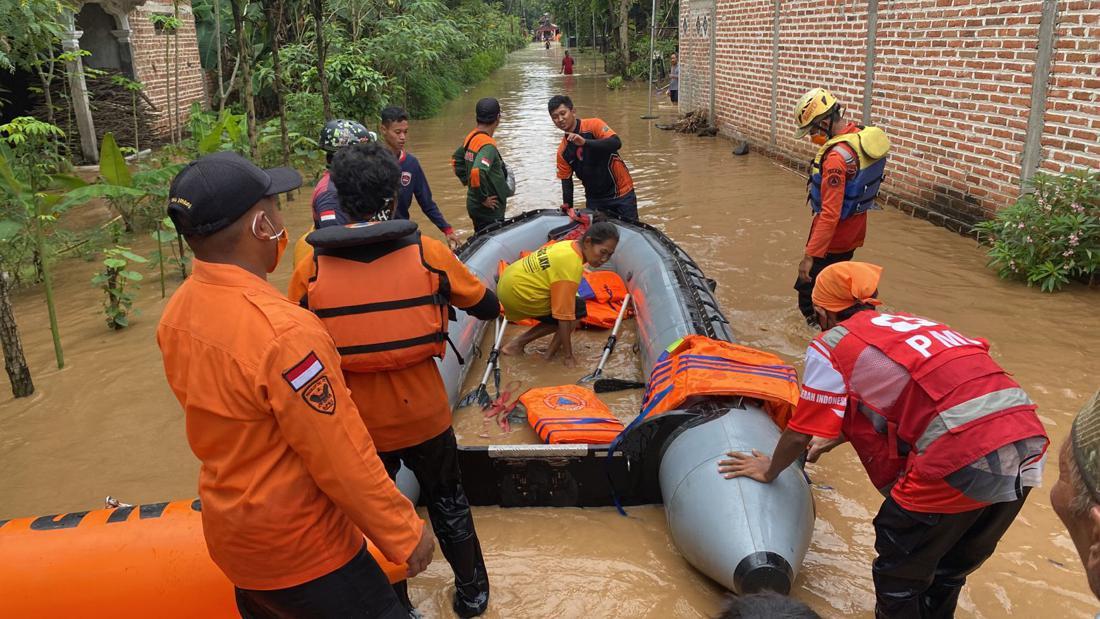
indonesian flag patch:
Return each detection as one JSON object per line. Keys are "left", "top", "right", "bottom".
{"left": 283, "top": 352, "right": 324, "bottom": 391}
{"left": 319, "top": 210, "right": 337, "bottom": 222}
{"left": 480, "top": 157, "right": 491, "bottom": 167}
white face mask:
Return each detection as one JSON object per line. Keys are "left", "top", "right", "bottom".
{"left": 252, "top": 213, "right": 287, "bottom": 273}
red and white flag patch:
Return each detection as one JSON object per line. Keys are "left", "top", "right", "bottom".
{"left": 284, "top": 352, "right": 324, "bottom": 391}
{"left": 479, "top": 157, "right": 491, "bottom": 167}
{"left": 319, "top": 210, "right": 337, "bottom": 222}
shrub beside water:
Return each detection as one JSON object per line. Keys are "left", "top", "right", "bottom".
{"left": 973, "top": 169, "right": 1100, "bottom": 292}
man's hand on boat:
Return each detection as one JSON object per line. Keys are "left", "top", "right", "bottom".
{"left": 718, "top": 429, "right": 815, "bottom": 483}
{"left": 405, "top": 527, "right": 437, "bottom": 577}
{"left": 718, "top": 450, "right": 775, "bottom": 483}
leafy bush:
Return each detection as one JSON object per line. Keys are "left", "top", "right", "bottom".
{"left": 973, "top": 169, "right": 1100, "bottom": 291}
{"left": 91, "top": 246, "right": 146, "bottom": 330}
{"left": 606, "top": 75, "right": 624, "bottom": 90}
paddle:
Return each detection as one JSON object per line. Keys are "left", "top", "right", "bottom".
{"left": 579, "top": 292, "right": 632, "bottom": 383}
{"left": 592, "top": 378, "right": 646, "bottom": 393}
{"left": 458, "top": 317, "right": 507, "bottom": 409}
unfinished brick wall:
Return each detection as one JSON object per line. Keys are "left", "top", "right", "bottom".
{"left": 680, "top": 0, "right": 1100, "bottom": 229}
{"left": 1041, "top": 0, "right": 1100, "bottom": 175}
{"left": 128, "top": 0, "right": 207, "bottom": 136}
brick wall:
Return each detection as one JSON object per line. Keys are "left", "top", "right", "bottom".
{"left": 681, "top": 0, "right": 1100, "bottom": 229}
{"left": 1040, "top": 0, "right": 1100, "bottom": 175}
{"left": 128, "top": 0, "right": 207, "bottom": 135}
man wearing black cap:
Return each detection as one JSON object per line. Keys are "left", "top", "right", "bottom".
{"left": 157, "top": 151, "right": 434, "bottom": 618}
{"left": 459, "top": 97, "right": 512, "bottom": 232}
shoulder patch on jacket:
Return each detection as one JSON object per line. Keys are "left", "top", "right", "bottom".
{"left": 284, "top": 352, "right": 324, "bottom": 391}
{"left": 301, "top": 375, "right": 336, "bottom": 414}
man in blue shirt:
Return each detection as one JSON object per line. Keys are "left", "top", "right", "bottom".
{"left": 379, "top": 106, "right": 460, "bottom": 249}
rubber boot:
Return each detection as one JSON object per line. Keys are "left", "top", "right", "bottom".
{"left": 440, "top": 535, "right": 489, "bottom": 618}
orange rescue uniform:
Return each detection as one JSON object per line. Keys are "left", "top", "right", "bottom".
{"left": 157, "top": 259, "right": 424, "bottom": 590}
{"left": 804, "top": 121, "right": 867, "bottom": 258}
{"left": 289, "top": 237, "right": 489, "bottom": 452}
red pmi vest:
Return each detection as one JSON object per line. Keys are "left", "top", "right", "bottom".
{"left": 820, "top": 311, "right": 1046, "bottom": 492}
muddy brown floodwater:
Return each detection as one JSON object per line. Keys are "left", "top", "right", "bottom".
{"left": 2, "top": 43, "right": 1098, "bottom": 617}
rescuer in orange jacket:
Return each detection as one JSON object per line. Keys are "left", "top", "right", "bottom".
{"left": 157, "top": 151, "right": 434, "bottom": 619}
{"left": 290, "top": 142, "right": 500, "bottom": 618}
{"left": 792, "top": 88, "right": 890, "bottom": 326}
{"left": 719, "top": 262, "right": 1048, "bottom": 618}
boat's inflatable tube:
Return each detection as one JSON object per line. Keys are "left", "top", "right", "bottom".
{"left": 0, "top": 499, "right": 406, "bottom": 618}
{"left": 451, "top": 210, "right": 814, "bottom": 594}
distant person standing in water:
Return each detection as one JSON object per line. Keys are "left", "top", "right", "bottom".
{"left": 549, "top": 95, "right": 638, "bottom": 221}
{"left": 560, "top": 50, "right": 575, "bottom": 75}
{"left": 377, "top": 106, "right": 460, "bottom": 249}
{"left": 791, "top": 87, "right": 890, "bottom": 326}
{"left": 661, "top": 53, "right": 679, "bottom": 103}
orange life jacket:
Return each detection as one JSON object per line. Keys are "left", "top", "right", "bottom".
{"left": 521, "top": 384, "right": 624, "bottom": 444}
{"left": 305, "top": 220, "right": 450, "bottom": 373}
{"left": 578, "top": 270, "right": 632, "bottom": 329}
{"left": 640, "top": 335, "right": 799, "bottom": 429}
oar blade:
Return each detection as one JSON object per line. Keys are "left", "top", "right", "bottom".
{"left": 593, "top": 378, "right": 646, "bottom": 393}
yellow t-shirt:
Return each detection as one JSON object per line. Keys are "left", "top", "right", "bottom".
{"left": 498, "top": 241, "right": 584, "bottom": 321}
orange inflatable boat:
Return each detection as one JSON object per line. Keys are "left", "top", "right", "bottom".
{"left": 0, "top": 498, "right": 405, "bottom": 618}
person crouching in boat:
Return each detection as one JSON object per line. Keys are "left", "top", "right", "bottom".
{"left": 498, "top": 222, "right": 619, "bottom": 367}
{"left": 718, "top": 261, "right": 1048, "bottom": 619}
{"left": 288, "top": 141, "right": 500, "bottom": 618}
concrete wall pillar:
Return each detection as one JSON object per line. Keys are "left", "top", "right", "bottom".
{"left": 1019, "top": 0, "right": 1059, "bottom": 188}
{"left": 61, "top": 13, "right": 98, "bottom": 163}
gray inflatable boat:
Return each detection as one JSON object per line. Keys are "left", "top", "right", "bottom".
{"left": 444, "top": 210, "right": 814, "bottom": 595}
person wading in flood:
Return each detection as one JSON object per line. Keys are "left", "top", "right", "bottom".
{"left": 455, "top": 97, "right": 513, "bottom": 233}
{"left": 498, "top": 221, "right": 619, "bottom": 367}
{"left": 158, "top": 151, "right": 434, "bottom": 618}
{"left": 792, "top": 88, "right": 890, "bottom": 326}
{"left": 560, "top": 49, "right": 574, "bottom": 75}
{"left": 549, "top": 95, "right": 639, "bottom": 221}
{"left": 289, "top": 142, "right": 499, "bottom": 617}
{"left": 660, "top": 53, "right": 679, "bottom": 104}
{"left": 378, "top": 106, "right": 461, "bottom": 249}
{"left": 312, "top": 119, "right": 376, "bottom": 228}
{"left": 1052, "top": 390, "right": 1100, "bottom": 601}
{"left": 719, "top": 261, "right": 1048, "bottom": 619}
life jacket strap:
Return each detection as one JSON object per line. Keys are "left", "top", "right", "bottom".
{"left": 337, "top": 332, "right": 447, "bottom": 356}
{"left": 313, "top": 293, "right": 447, "bottom": 318}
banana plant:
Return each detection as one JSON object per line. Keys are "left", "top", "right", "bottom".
{"left": 59, "top": 132, "right": 183, "bottom": 233}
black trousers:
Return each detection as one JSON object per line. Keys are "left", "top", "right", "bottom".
{"left": 235, "top": 544, "right": 407, "bottom": 619}
{"left": 589, "top": 189, "right": 639, "bottom": 222}
{"left": 379, "top": 427, "right": 489, "bottom": 616}
{"left": 872, "top": 488, "right": 1031, "bottom": 619}
{"left": 793, "top": 250, "right": 855, "bottom": 321}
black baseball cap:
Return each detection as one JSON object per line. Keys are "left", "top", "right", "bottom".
{"left": 167, "top": 151, "right": 301, "bottom": 237}
{"left": 476, "top": 97, "right": 501, "bottom": 123}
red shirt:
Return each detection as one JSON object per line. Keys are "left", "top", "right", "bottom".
{"left": 562, "top": 55, "right": 574, "bottom": 74}
{"left": 804, "top": 122, "right": 867, "bottom": 258}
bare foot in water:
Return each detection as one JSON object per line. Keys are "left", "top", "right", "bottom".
{"left": 500, "top": 340, "right": 526, "bottom": 356}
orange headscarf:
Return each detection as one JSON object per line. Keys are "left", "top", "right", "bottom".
{"left": 812, "top": 262, "right": 884, "bottom": 312}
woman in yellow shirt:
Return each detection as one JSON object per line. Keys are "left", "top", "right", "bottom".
{"left": 498, "top": 222, "right": 619, "bottom": 367}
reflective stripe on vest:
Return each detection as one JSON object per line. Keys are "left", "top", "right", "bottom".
{"left": 828, "top": 311, "right": 1044, "bottom": 483}
{"left": 914, "top": 387, "right": 1034, "bottom": 453}
{"left": 807, "top": 127, "right": 889, "bottom": 220}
